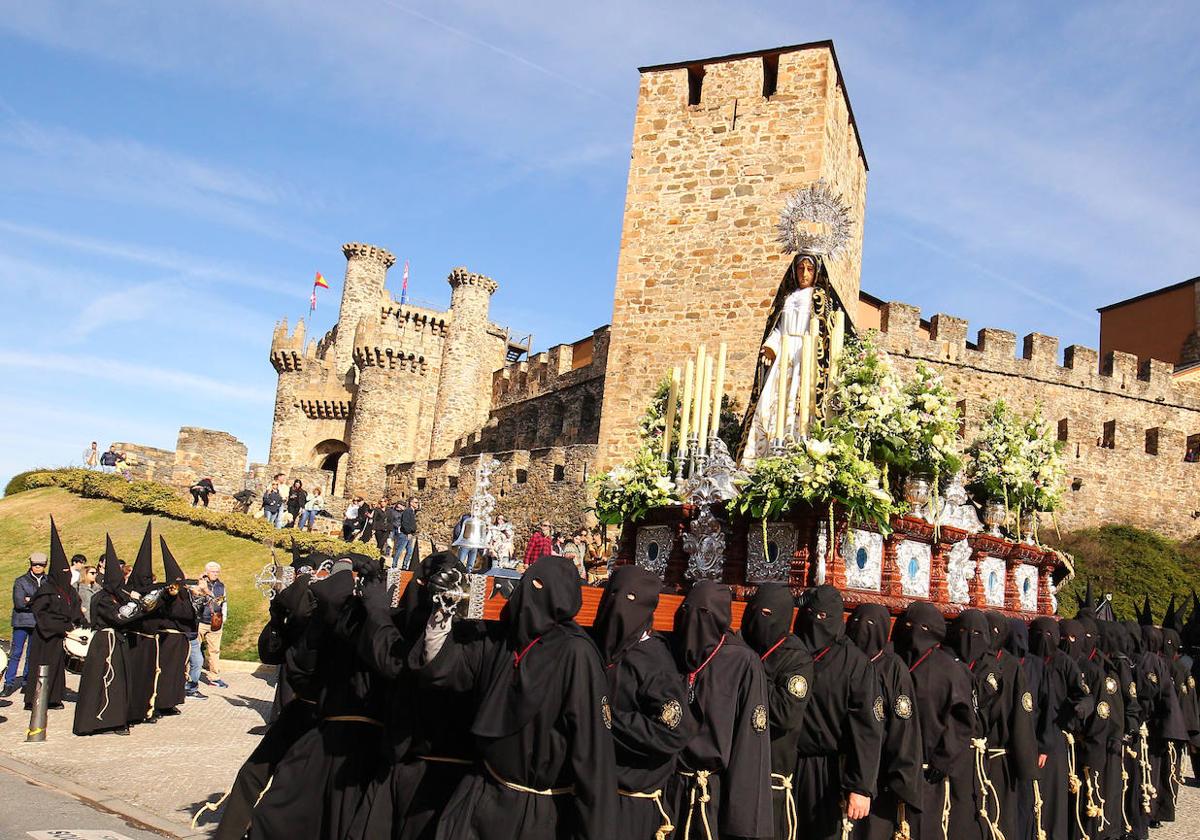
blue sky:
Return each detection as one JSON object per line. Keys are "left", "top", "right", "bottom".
{"left": 1, "top": 1, "right": 1197, "bottom": 490}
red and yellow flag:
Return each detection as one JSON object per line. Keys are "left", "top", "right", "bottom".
{"left": 314, "top": 272, "right": 329, "bottom": 289}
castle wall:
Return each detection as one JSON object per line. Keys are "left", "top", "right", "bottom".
{"left": 331, "top": 243, "right": 396, "bottom": 378}
{"left": 875, "top": 302, "right": 1200, "bottom": 538}
{"left": 385, "top": 445, "right": 597, "bottom": 548}
{"left": 597, "top": 43, "right": 867, "bottom": 469}
{"left": 169, "top": 427, "right": 249, "bottom": 494}
{"left": 109, "top": 442, "right": 176, "bottom": 484}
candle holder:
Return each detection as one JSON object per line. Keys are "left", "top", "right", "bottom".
{"left": 674, "top": 441, "right": 689, "bottom": 483}
{"left": 770, "top": 438, "right": 788, "bottom": 457}
{"left": 686, "top": 435, "right": 702, "bottom": 479}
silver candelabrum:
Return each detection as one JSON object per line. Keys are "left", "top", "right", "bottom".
{"left": 681, "top": 437, "right": 746, "bottom": 580}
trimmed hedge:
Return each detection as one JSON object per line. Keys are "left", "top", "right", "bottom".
{"left": 5, "top": 468, "right": 55, "bottom": 497}
{"left": 17, "top": 468, "right": 363, "bottom": 556}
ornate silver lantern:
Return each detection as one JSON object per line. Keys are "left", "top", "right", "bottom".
{"left": 982, "top": 499, "right": 1006, "bottom": 537}
{"left": 903, "top": 474, "right": 931, "bottom": 520}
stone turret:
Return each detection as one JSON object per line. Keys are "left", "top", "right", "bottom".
{"left": 331, "top": 243, "right": 396, "bottom": 379}
{"left": 342, "top": 315, "right": 429, "bottom": 497}
{"left": 430, "top": 267, "right": 500, "bottom": 457}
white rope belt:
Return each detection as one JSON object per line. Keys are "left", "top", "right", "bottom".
{"left": 619, "top": 787, "right": 675, "bottom": 840}
{"left": 971, "top": 738, "right": 1006, "bottom": 840}
{"left": 770, "top": 772, "right": 797, "bottom": 840}
{"left": 677, "top": 769, "right": 715, "bottom": 840}
{"left": 485, "top": 761, "right": 574, "bottom": 796}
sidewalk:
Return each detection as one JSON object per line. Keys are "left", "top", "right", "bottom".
{"left": 0, "top": 661, "right": 276, "bottom": 838}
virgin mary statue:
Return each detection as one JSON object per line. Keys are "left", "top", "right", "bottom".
{"left": 742, "top": 255, "right": 819, "bottom": 462}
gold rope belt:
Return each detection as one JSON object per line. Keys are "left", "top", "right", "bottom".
{"left": 1032, "top": 780, "right": 1047, "bottom": 840}
{"left": 770, "top": 772, "right": 797, "bottom": 840}
{"left": 485, "top": 761, "right": 574, "bottom": 796}
{"left": 323, "top": 715, "right": 384, "bottom": 726}
{"left": 158, "top": 628, "right": 187, "bottom": 635}
{"left": 893, "top": 800, "right": 912, "bottom": 840}
{"left": 416, "top": 755, "right": 473, "bottom": 766}
{"left": 619, "top": 787, "right": 675, "bottom": 840}
{"left": 1085, "top": 767, "right": 1107, "bottom": 831}
{"left": 1120, "top": 750, "right": 1132, "bottom": 835}
{"left": 1063, "top": 731, "right": 1087, "bottom": 839}
{"left": 920, "top": 762, "right": 950, "bottom": 840}
{"left": 677, "top": 769, "right": 715, "bottom": 840}
{"left": 1138, "top": 724, "right": 1156, "bottom": 813}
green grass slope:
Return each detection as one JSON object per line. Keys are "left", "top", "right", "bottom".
{"left": 0, "top": 487, "right": 276, "bottom": 660}
{"left": 1049, "top": 524, "right": 1200, "bottom": 620}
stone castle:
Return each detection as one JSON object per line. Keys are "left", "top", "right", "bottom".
{"left": 125, "top": 41, "right": 1200, "bottom": 544}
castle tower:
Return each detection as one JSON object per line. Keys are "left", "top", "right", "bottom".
{"left": 596, "top": 41, "right": 868, "bottom": 467}
{"left": 268, "top": 317, "right": 308, "bottom": 466}
{"left": 342, "top": 316, "right": 428, "bottom": 497}
{"left": 429, "top": 267, "right": 500, "bottom": 457}
{"left": 332, "top": 243, "right": 396, "bottom": 379}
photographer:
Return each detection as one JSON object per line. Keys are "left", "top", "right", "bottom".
{"left": 196, "top": 562, "right": 228, "bottom": 689}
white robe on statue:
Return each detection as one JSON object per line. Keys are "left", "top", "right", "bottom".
{"left": 744, "top": 286, "right": 814, "bottom": 462}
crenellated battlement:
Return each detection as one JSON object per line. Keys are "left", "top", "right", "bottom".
{"left": 448, "top": 266, "right": 498, "bottom": 295}
{"left": 270, "top": 318, "right": 309, "bottom": 372}
{"left": 492, "top": 326, "right": 610, "bottom": 409}
{"left": 875, "top": 301, "right": 1200, "bottom": 411}
{"left": 351, "top": 315, "right": 429, "bottom": 374}
{"left": 342, "top": 242, "right": 396, "bottom": 269}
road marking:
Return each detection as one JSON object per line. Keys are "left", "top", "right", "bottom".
{"left": 28, "top": 832, "right": 137, "bottom": 839}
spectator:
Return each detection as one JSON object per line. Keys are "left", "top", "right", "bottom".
{"left": 120, "top": 562, "right": 132, "bottom": 583}
{"left": 523, "top": 520, "right": 554, "bottom": 565}
{"left": 262, "top": 475, "right": 285, "bottom": 528}
{"left": 356, "top": 499, "right": 373, "bottom": 543}
{"left": 76, "top": 564, "right": 101, "bottom": 626}
{"left": 299, "top": 488, "right": 324, "bottom": 531}
{"left": 197, "top": 562, "right": 228, "bottom": 688}
{"left": 391, "top": 498, "right": 419, "bottom": 570}
{"left": 99, "top": 445, "right": 120, "bottom": 473}
{"left": 70, "top": 553, "right": 87, "bottom": 586}
{"left": 343, "top": 496, "right": 363, "bottom": 541}
{"left": 285, "top": 480, "right": 307, "bottom": 528}
{"left": 583, "top": 530, "right": 610, "bottom": 584}
{"left": 488, "top": 514, "right": 515, "bottom": 569}
{"left": 83, "top": 441, "right": 100, "bottom": 470}
{"left": 3, "top": 553, "right": 47, "bottom": 696}
{"left": 371, "top": 499, "right": 391, "bottom": 554}
{"left": 185, "top": 578, "right": 210, "bottom": 700}
{"left": 233, "top": 489, "right": 257, "bottom": 513}
{"left": 190, "top": 477, "right": 216, "bottom": 507}
{"left": 560, "top": 528, "right": 589, "bottom": 580}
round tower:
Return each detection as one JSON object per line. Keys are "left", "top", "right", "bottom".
{"left": 430, "top": 267, "right": 499, "bottom": 457}
{"left": 332, "top": 242, "right": 395, "bottom": 378}
{"left": 342, "top": 316, "right": 427, "bottom": 498}
{"left": 268, "top": 317, "right": 307, "bottom": 467}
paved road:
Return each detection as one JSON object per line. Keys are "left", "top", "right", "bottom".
{"left": 0, "top": 762, "right": 169, "bottom": 839}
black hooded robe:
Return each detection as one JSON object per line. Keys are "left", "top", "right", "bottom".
{"left": 792, "top": 586, "right": 884, "bottom": 840}
{"left": 665, "top": 580, "right": 773, "bottom": 840}
{"left": 847, "top": 604, "right": 923, "bottom": 840}
{"left": 1003, "top": 619, "right": 1042, "bottom": 840}
{"left": 356, "top": 552, "right": 475, "bottom": 840}
{"left": 892, "top": 602, "right": 979, "bottom": 840}
{"left": 249, "top": 564, "right": 394, "bottom": 840}
{"left": 417, "top": 555, "right": 618, "bottom": 840}
{"left": 743, "top": 584, "right": 814, "bottom": 840}
{"left": 74, "top": 537, "right": 137, "bottom": 735}
{"left": 591, "top": 566, "right": 695, "bottom": 840}
{"left": 123, "top": 524, "right": 161, "bottom": 724}
{"left": 1138, "top": 625, "right": 1187, "bottom": 825}
{"left": 1060, "top": 617, "right": 1109, "bottom": 840}
{"left": 23, "top": 521, "right": 84, "bottom": 710}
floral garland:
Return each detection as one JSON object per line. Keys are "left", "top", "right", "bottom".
{"left": 732, "top": 429, "right": 900, "bottom": 533}
{"left": 590, "top": 447, "right": 678, "bottom": 526}
{"left": 966, "top": 400, "right": 1065, "bottom": 530}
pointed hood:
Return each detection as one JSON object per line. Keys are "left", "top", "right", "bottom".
{"left": 672, "top": 581, "right": 732, "bottom": 671}
{"left": 951, "top": 609, "right": 992, "bottom": 669}
{"left": 793, "top": 584, "right": 845, "bottom": 652}
{"left": 1075, "top": 579, "right": 1097, "bottom": 619}
{"left": 127, "top": 522, "right": 155, "bottom": 590}
{"left": 100, "top": 534, "right": 125, "bottom": 594}
{"left": 1137, "top": 595, "right": 1154, "bottom": 628}
{"left": 846, "top": 603, "right": 891, "bottom": 661}
{"left": 1029, "top": 617, "right": 1060, "bottom": 658}
{"left": 984, "top": 610, "right": 1009, "bottom": 654}
{"left": 1005, "top": 618, "right": 1030, "bottom": 660}
{"left": 891, "top": 602, "right": 946, "bottom": 666}
{"left": 742, "top": 583, "right": 797, "bottom": 657}
{"left": 47, "top": 517, "right": 73, "bottom": 590}
{"left": 159, "top": 536, "right": 186, "bottom": 584}
{"left": 592, "top": 565, "right": 662, "bottom": 667}
{"left": 1163, "top": 594, "right": 1180, "bottom": 632}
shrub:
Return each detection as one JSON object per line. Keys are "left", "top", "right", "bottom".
{"left": 20, "top": 468, "right": 362, "bottom": 557}
{"left": 5, "top": 469, "right": 56, "bottom": 496}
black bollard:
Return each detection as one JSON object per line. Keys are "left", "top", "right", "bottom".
{"left": 25, "top": 664, "right": 50, "bottom": 742}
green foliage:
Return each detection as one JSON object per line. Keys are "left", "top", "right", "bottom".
{"left": 4, "top": 469, "right": 56, "bottom": 497}
{"left": 1049, "top": 524, "right": 1200, "bottom": 620}
{"left": 639, "top": 376, "right": 743, "bottom": 467}
{"left": 14, "top": 468, "right": 359, "bottom": 557}
{"left": 966, "top": 400, "right": 1066, "bottom": 519}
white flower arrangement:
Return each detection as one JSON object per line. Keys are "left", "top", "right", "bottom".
{"left": 590, "top": 447, "right": 679, "bottom": 526}
{"left": 966, "top": 400, "right": 1065, "bottom": 529}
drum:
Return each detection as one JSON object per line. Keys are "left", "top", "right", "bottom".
{"left": 64, "top": 627, "right": 94, "bottom": 674}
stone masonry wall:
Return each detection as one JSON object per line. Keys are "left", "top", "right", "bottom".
{"left": 875, "top": 301, "right": 1200, "bottom": 539}
{"left": 331, "top": 243, "right": 395, "bottom": 378}
{"left": 109, "top": 442, "right": 175, "bottom": 484}
{"left": 597, "top": 43, "right": 868, "bottom": 469}
{"left": 169, "top": 427, "right": 249, "bottom": 494}
{"left": 386, "top": 445, "right": 597, "bottom": 550}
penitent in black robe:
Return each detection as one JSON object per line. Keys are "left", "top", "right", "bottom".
{"left": 665, "top": 581, "right": 773, "bottom": 840}
{"left": 1004, "top": 619, "right": 1043, "bottom": 840}
{"left": 357, "top": 552, "right": 474, "bottom": 840}
{"left": 793, "top": 586, "right": 883, "bottom": 840}
{"left": 847, "top": 604, "right": 923, "bottom": 840}
{"left": 592, "top": 566, "right": 694, "bottom": 840}
{"left": 22, "top": 580, "right": 84, "bottom": 710}
{"left": 1061, "top": 618, "right": 1110, "bottom": 840}
{"left": 73, "top": 588, "right": 137, "bottom": 734}
{"left": 893, "top": 603, "right": 978, "bottom": 840}
{"left": 743, "top": 584, "right": 813, "bottom": 840}
{"left": 250, "top": 567, "right": 394, "bottom": 840}
{"left": 154, "top": 591, "right": 197, "bottom": 713}
{"left": 420, "top": 555, "right": 618, "bottom": 840}
{"left": 208, "top": 573, "right": 317, "bottom": 840}
{"left": 122, "top": 524, "right": 161, "bottom": 724}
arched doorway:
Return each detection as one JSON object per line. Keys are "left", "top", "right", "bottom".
{"left": 310, "top": 439, "right": 350, "bottom": 497}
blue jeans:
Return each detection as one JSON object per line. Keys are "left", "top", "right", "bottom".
{"left": 266, "top": 508, "right": 284, "bottom": 528}
{"left": 186, "top": 637, "right": 203, "bottom": 690}
{"left": 4, "top": 627, "right": 31, "bottom": 685}
{"left": 391, "top": 532, "right": 415, "bottom": 569}
{"left": 299, "top": 510, "right": 317, "bottom": 530}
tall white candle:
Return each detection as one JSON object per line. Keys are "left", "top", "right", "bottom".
{"left": 679, "top": 359, "right": 694, "bottom": 461}
{"left": 697, "top": 356, "right": 714, "bottom": 454}
{"left": 774, "top": 334, "right": 789, "bottom": 441}
{"left": 663, "top": 366, "right": 680, "bottom": 461}
{"left": 710, "top": 342, "right": 727, "bottom": 443}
